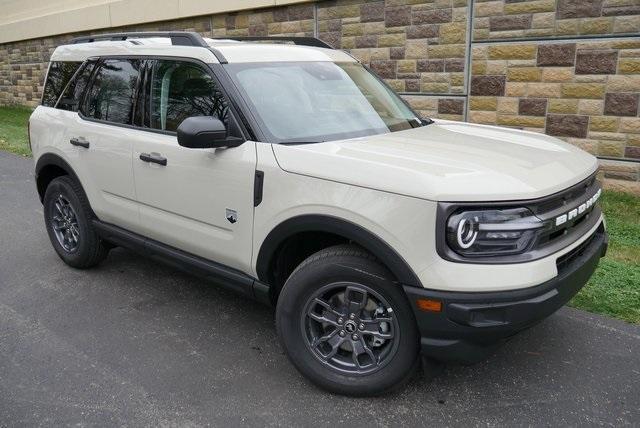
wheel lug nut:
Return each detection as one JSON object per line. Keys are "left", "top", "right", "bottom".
{"left": 339, "top": 330, "right": 345, "bottom": 337}
{"left": 338, "top": 317, "right": 343, "bottom": 324}
{"left": 359, "top": 323, "right": 364, "bottom": 330}
{"left": 349, "top": 313, "right": 355, "bottom": 320}
{"left": 352, "top": 334, "right": 358, "bottom": 340}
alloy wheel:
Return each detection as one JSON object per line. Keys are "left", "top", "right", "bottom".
{"left": 302, "top": 282, "right": 400, "bottom": 376}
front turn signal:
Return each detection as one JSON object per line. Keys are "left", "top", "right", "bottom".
{"left": 416, "top": 298, "right": 442, "bottom": 312}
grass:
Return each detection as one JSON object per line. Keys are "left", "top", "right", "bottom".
{"left": 569, "top": 191, "right": 640, "bottom": 324}
{"left": 0, "top": 105, "right": 33, "bottom": 156}
{"left": 0, "top": 105, "right": 638, "bottom": 323}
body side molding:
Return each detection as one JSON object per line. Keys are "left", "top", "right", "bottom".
{"left": 256, "top": 214, "right": 422, "bottom": 287}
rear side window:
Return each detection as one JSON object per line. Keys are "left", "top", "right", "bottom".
{"left": 82, "top": 59, "right": 142, "bottom": 124}
{"left": 42, "top": 61, "right": 82, "bottom": 107}
{"left": 57, "top": 60, "right": 97, "bottom": 112}
{"left": 149, "top": 60, "right": 228, "bottom": 132}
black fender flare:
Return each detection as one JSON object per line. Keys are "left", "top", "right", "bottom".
{"left": 35, "top": 153, "right": 83, "bottom": 202}
{"left": 256, "top": 214, "right": 422, "bottom": 287}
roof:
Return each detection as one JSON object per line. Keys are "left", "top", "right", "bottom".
{"left": 49, "top": 36, "right": 357, "bottom": 64}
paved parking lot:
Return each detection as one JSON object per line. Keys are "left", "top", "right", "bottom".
{"left": 1, "top": 151, "right": 639, "bottom": 426}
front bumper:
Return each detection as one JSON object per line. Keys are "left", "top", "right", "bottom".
{"left": 403, "top": 223, "right": 608, "bottom": 364}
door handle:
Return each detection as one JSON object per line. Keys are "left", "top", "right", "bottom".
{"left": 139, "top": 152, "right": 167, "bottom": 166}
{"left": 70, "top": 138, "right": 90, "bottom": 149}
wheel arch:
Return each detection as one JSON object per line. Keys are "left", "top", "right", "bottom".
{"left": 35, "top": 153, "right": 84, "bottom": 203}
{"left": 256, "top": 215, "right": 422, "bottom": 295}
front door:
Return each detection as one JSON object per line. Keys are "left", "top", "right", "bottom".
{"left": 131, "top": 59, "right": 257, "bottom": 273}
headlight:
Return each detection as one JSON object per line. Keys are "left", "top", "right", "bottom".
{"left": 446, "top": 208, "right": 544, "bottom": 257}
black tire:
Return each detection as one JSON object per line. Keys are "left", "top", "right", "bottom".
{"left": 276, "top": 244, "right": 420, "bottom": 396}
{"left": 43, "top": 176, "right": 109, "bottom": 268}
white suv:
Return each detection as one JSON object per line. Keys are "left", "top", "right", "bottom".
{"left": 29, "top": 32, "right": 608, "bottom": 396}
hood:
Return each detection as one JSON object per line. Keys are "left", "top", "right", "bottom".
{"left": 271, "top": 120, "right": 598, "bottom": 202}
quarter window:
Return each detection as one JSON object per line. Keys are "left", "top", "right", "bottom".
{"left": 57, "top": 60, "right": 97, "bottom": 112}
{"left": 82, "top": 59, "right": 142, "bottom": 124}
{"left": 42, "top": 61, "right": 82, "bottom": 107}
{"left": 149, "top": 60, "right": 228, "bottom": 132}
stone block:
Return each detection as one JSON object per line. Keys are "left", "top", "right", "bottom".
{"left": 490, "top": 15, "right": 532, "bottom": 31}
{"left": 504, "top": 0, "right": 556, "bottom": 14}
{"left": 528, "top": 83, "right": 562, "bottom": 97}
{"left": 549, "top": 98, "right": 579, "bottom": 114}
{"left": 469, "top": 110, "right": 498, "bottom": 124}
{"left": 546, "top": 114, "right": 589, "bottom": 138}
{"left": 519, "top": 98, "right": 548, "bottom": 116}
{"left": 385, "top": 6, "right": 412, "bottom": 27}
{"left": 406, "top": 24, "right": 439, "bottom": 39}
{"left": 537, "top": 43, "right": 576, "bottom": 66}
{"left": 619, "top": 59, "right": 640, "bottom": 74}
{"left": 579, "top": 99, "right": 604, "bottom": 115}
{"left": 361, "top": 2, "right": 385, "bottom": 22}
{"left": 440, "top": 22, "right": 467, "bottom": 44}
{"left": 575, "top": 50, "right": 618, "bottom": 74}
{"left": 489, "top": 44, "right": 537, "bottom": 60}
{"left": 470, "top": 96, "right": 498, "bottom": 111}
{"left": 557, "top": 0, "right": 604, "bottom": 19}
{"left": 405, "top": 39, "right": 429, "bottom": 58}
{"left": 470, "top": 75, "right": 506, "bottom": 96}
{"left": 561, "top": 83, "right": 606, "bottom": 99}
{"left": 438, "top": 98, "right": 465, "bottom": 115}
{"left": 590, "top": 116, "right": 620, "bottom": 132}
{"left": 497, "top": 115, "right": 546, "bottom": 128}
{"left": 378, "top": 33, "right": 406, "bottom": 47}
{"left": 604, "top": 93, "right": 640, "bottom": 116}
{"left": 542, "top": 67, "right": 574, "bottom": 82}
{"left": 497, "top": 97, "right": 520, "bottom": 114}
{"left": 413, "top": 8, "right": 453, "bottom": 24}
{"left": 607, "top": 75, "right": 640, "bottom": 92}
{"left": 507, "top": 67, "right": 542, "bottom": 81}
{"left": 580, "top": 17, "right": 614, "bottom": 34}
{"left": 620, "top": 117, "right": 640, "bottom": 133}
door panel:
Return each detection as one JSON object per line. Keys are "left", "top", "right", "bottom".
{"left": 67, "top": 58, "right": 142, "bottom": 230}
{"left": 133, "top": 135, "right": 257, "bottom": 272}
{"left": 132, "top": 58, "right": 256, "bottom": 272}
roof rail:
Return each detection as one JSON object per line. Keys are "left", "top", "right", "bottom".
{"left": 211, "top": 36, "right": 333, "bottom": 49}
{"left": 70, "top": 31, "right": 209, "bottom": 47}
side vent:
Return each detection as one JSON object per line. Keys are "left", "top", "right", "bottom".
{"left": 254, "top": 170, "right": 264, "bottom": 207}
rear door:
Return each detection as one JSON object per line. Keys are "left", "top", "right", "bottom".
{"left": 67, "top": 58, "right": 143, "bottom": 231}
{"left": 131, "top": 58, "right": 257, "bottom": 273}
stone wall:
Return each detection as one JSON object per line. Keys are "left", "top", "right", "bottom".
{"left": 0, "top": 0, "right": 639, "bottom": 192}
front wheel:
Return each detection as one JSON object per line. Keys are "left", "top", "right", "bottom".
{"left": 276, "top": 245, "right": 420, "bottom": 396}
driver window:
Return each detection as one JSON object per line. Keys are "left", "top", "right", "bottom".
{"left": 150, "top": 60, "right": 228, "bottom": 132}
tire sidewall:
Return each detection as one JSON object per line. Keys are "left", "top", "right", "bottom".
{"left": 276, "top": 252, "right": 419, "bottom": 395}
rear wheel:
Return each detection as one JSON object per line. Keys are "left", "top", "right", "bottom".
{"left": 43, "top": 176, "right": 109, "bottom": 268}
{"left": 276, "top": 244, "right": 420, "bottom": 396}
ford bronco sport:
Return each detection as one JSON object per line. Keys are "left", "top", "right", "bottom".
{"left": 29, "top": 32, "right": 608, "bottom": 396}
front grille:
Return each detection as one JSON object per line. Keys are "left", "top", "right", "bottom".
{"left": 556, "top": 223, "right": 604, "bottom": 273}
{"left": 527, "top": 172, "right": 601, "bottom": 253}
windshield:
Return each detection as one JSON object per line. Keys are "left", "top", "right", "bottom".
{"left": 225, "top": 62, "right": 423, "bottom": 143}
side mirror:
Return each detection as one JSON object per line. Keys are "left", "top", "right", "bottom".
{"left": 177, "top": 116, "right": 242, "bottom": 149}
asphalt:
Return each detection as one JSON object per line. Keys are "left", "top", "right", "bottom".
{"left": 0, "top": 150, "right": 639, "bottom": 427}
